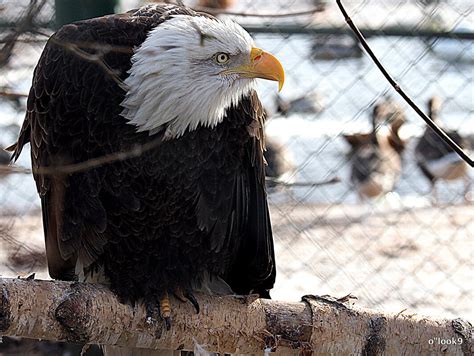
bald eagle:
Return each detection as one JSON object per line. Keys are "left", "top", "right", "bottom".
{"left": 9, "top": 3, "right": 283, "bottom": 328}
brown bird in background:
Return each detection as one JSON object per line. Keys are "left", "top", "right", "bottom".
{"left": 414, "top": 96, "right": 470, "bottom": 202}
{"left": 343, "top": 100, "right": 406, "bottom": 201}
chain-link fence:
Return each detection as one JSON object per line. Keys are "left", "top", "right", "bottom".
{"left": 0, "top": 0, "right": 472, "bottom": 347}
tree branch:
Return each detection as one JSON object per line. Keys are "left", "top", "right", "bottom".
{"left": 0, "top": 0, "right": 48, "bottom": 66}
{"left": 0, "top": 278, "right": 471, "bottom": 354}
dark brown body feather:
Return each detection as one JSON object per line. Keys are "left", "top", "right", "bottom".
{"left": 11, "top": 4, "right": 275, "bottom": 302}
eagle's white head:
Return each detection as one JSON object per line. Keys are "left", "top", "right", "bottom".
{"left": 120, "top": 14, "right": 284, "bottom": 138}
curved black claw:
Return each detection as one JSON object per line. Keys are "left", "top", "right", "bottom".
{"left": 173, "top": 288, "right": 188, "bottom": 303}
{"left": 184, "top": 291, "right": 200, "bottom": 314}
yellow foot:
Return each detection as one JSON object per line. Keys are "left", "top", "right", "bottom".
{"left": 159, "top": 292, "right": 172, "bottom": 330}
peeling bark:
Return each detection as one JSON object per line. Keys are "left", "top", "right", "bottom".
{"left": 0, "top": 277, "right": 472, "bottom": 355}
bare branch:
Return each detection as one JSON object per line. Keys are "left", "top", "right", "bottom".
{"left": 0, "top": 278, "right": 471, "bottom": 354}
{"left": 266, "top": 176, "right": 341, "bottom": 187}
{"left": 0, "top": 0, "right": 48, "bottom": 66}
{"left": 29, "top": 29, "right": 134, "bottom": 55}
{"left": 0, "top": 90, "right": 28, "bottom": 99}
{"left": 0, "top": 165, "right": 31, "bottom": 175}
{"left": 61, "top": 43, "right": 125, "bottom": 87}
{"left": 25, "top": 29, "right": 132, "bottom": 88}
{"left": 31, "top": 138, "right": 164, "bottom": 176}
{"left": 0, "top": 37, "right": 46, "bottom": 44}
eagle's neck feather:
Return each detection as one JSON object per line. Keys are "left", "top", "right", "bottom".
{"left": 120, "top": 15, "right": 256, "bottom": 138}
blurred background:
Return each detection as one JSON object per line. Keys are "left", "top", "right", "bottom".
{"left": 0, "top": 0, "right": 472, "bottom": 353}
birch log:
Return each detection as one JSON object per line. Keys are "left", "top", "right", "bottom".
{"left": 0, "top": 277, "right": 472, "bottom": 355}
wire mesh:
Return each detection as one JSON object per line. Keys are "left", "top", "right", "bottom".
{"left": 0, "top": 1, "right": 472, "bottom": 346}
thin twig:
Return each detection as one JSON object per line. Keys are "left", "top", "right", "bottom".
{"left": 29, "top": 29, "right": 133, "bottom": 54}
{"left": 0, "top": 165, "right": 31, "bottom": 175}
{"left": 0, "top": 165, "right": 341, "bottom": 187}
{"left": 27, "top": 28, "right": 52, "bottom": 38}
{"left": 31, "top": 137, "right": 165, "bottom": 175}
{"left": 0, "top": 90, "right": 28, "bottom": 99}
{"left": 0, "top": 37, "right": 46, "bottom": 44}
{"left": 336, "top": 0, "right": 473, "bottom": 167}
{"left": 62, "top": 43, "right": 125, "bottom": 87}
{"left": 27, "top": 29, "right": 132, "bottom": 87}
{"left": 266, "top": 176, "right": 340, "bottom": 187}
{"left": 0, "top": 0, "right": 48, "bottom": 66}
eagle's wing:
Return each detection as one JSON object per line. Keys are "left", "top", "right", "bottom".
{"left": 228, "top": 92, "right": 275, "bottom": 296}
{"left": 193, "top": 91, "right": 276, "bottom": 296}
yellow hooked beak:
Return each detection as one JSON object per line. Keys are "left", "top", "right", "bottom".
{"left": 223, "top": 47, "right": 285, "bottom": 92}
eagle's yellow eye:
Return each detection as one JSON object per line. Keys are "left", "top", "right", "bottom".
{"left": 214, "top": 52, "right": 230, "bottom": 64}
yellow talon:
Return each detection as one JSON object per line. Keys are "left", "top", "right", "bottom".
{"left": 160, "top": 292, "right": 172, "bottom": 330}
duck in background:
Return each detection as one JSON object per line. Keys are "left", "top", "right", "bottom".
{"left": 311, "top": 34, "right": 362, "bottom": 60}
{"left": 343, "top": 100, "right": 406, "bottom": 202}
{"left": 414, "top": 96, "right": 470, "bottom": 203}
{"left": 275, "top": 90, "right": 325, "bottom": 117}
